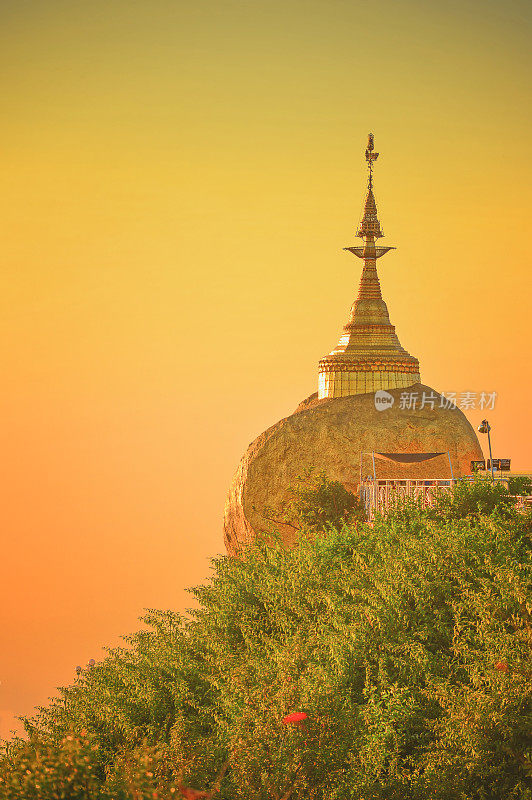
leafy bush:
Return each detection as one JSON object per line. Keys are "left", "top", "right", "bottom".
{"left": 259, "top": 468, "right": 366, "bottom": 534}
{"left": 1, "top": 480, "right": 531, "bottom": 799}
{"left": 432, "top": 475, "right": 516, "bottom": 521}
{"left": 508, "top": 475, "right": 532, "bottom": 496}
{"left": 0, "top": 731, "right": 177, "bottom": 799}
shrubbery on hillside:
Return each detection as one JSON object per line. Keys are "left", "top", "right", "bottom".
{"left": 508, "top": 475, "right": 532, "bottom": 497}
{"left": 258, "top": 468, "right": 366, "bottom": 534}
{"left": 1, "top": 478, "right": 531, "bottom": 800}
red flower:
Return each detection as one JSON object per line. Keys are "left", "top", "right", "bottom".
{"left": 282, "top": 711, "right": 308, "bottom": 725}
{"left": 495, "top": 661, "right": 508, "bottom": 673}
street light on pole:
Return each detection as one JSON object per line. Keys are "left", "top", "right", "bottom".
{"left": 477, "top": 419, "right": 494, "bottom": 482}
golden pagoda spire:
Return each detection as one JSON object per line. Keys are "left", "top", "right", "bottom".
{"left": 356, "top": 133, "right": 383, "bottom": 239}
{"left": 317, "top": 134, "right": 421, "bottom": 399}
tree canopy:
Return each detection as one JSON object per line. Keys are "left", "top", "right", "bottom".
{"left": 1, "top": 478, "right": 531, "bottom": 800}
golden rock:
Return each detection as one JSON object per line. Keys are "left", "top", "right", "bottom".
{"left": 224, "top": 384, "right": 483, "bottom": 555}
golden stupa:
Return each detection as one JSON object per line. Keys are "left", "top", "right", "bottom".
{"left": 223, "top": 134, "right": 483, "bottom": 555}
{"left": 318, "top": 134, "right": 420, "bottom": 398}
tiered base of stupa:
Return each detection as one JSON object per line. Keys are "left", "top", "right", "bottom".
{"left": 318, "top": 358, "right": 420, "bottom": 397}
{"left": 317, "top": 254, "right": 421, "bottom": 398}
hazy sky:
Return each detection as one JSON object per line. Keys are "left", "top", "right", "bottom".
{"left": 1, "top": 0, "right": 531, "bottom": 738}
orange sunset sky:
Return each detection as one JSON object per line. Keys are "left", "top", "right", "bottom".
{"left": 1, "top": 0, "right": 531, "bottom": 739}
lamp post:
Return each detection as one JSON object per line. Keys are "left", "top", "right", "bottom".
{"left": 477, "top": 419, "right": 494, "bottom": 482}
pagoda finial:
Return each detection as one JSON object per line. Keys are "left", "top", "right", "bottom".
{"left": 356, "top": 133, "right": 383, "bottom": 240}
{"left": 365, "top": 132, "right": 379, "bottom": 189}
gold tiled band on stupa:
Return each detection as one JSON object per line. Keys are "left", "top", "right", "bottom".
{"left": 318, "top": 134, "right": 420, "bottom": 399}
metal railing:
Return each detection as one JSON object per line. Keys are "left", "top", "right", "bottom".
{"left": 360, "top": 478, "right": 458, "bottom": 520}
{"left": 360, "top": 477, "right": 532, "bottom": 520}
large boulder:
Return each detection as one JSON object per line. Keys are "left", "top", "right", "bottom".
{"left": 223, "top": 383, "right": 483, "bottom": 555}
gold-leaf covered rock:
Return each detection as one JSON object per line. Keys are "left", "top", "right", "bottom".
{"left": 223, "top": 384, "right": 483, "bottom": 556}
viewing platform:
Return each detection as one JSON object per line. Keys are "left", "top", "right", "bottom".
{"left": 359, "top": 451, "right": 532, "bottom": 520}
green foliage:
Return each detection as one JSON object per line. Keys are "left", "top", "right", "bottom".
{"left": 432, "top": 475, "right": 516, "bottom": 522}
{"left": 508, "top": 475, "right": 532, "bottom": 496}
{"left": 0, "top": 731, "right": 105, "bottom": 800}
{"left": 1, "top": 480, "right": 531, "bottom": 799}
{"left": 0, "top": 730, "right": 181, "bottom": 799}
{"left": 259, "top": 468, "right": 366, "bottom": 534}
